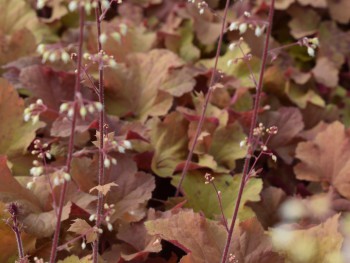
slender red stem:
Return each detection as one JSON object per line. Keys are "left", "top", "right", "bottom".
{"left": 220, "top": 1, "right": 275, "bottom": 262}
{"left": 175, "top": 0, "right": 231, "bottom": 197}
{"left": 93, "top": 3, "right": 106, "bottom": 262}
{"left": 49, "top": 7, "right": 85, "bottom": 263}
{"left": 211, "top": 182, "right": 229, "bottom": 232}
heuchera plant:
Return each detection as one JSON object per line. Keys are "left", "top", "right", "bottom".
{"left": 1, "top": 0, "right": 350, "bottom": 262}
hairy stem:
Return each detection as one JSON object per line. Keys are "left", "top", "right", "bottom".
{"left": 175, "top": 0, "right": 231, "bottom": 197}
{"left": 49, "top": 7, "right": 85, "bottom": 263}
{"left": 220, "top": 1, "right": 275, "bottom": 262}
{"left": 93, "top": 3, "right": 106, "bottom": 262}
{"left": 14, "top": 226, "right": 24, "bottom": 259}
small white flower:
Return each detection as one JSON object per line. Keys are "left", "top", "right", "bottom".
{"left": 27, "top": 181, "right": 34, "bottom": 190}
{"left": 24, "top": 113, "right": 31, "bottom": 122}
{"left": 104, "top": 158, "right": 111, "bottom": 168}
{"left": 98, "top": 228, "right": 103, "bottom": 234}
{"left": 88, "top": 104, "right": 95, "bottom": 113}
{"left": 37, "top": 0, "right": 46, "bottom": 9}
{"left": 36, "top": 44, "right": 46, "bottom": 54}
{"left": 32, "top": 115, "right": 39, "bottom": 125}
{"left": 271, "top": 154, "right": 277, "bottom": 162}
{"left": 118, "top": 146, "right": 125, "bottom": 153}
{"left": 89, "top": 214, "right": 96, "bottom": 221}
{"left": 239, "top": 140, "right": 246, "bottom": 148}
{"left": 255, "top": 26, "right": 263, "bottom": 37}
{"left": 49, "top": 52, "right": 57, "bottom": 62}
{"left": 228, "top": 43, "right": 236, "bottom": 51}
{"left": 68, "top": 1, "right": 78, "bottom": 12}
{"left": 80, "top": 106, "right": 87, "bottom": 118}
{"left": 67, "top": 108, "right": 74, "bottom": 118}
{"left": 105, "top": 216, "right": 110, "bottom": 222}
{"left": 119, "top": 24, "right": 128, "bottom": 36}
{"left": 229, "top": 22, "right": 238, "bottom": 31}
{"left": 99, "top": 33, "right": 108, "bottom": 44}
{"left": 53, "top": 176, "right": 60, "bottom": 186}
{"left": 108, "top": 59, "right": 118, "bottom": 68}
{"left": 84, "top": 2, "right": 92, "bottom": 14}
{"left": 63, "top": 172, "right": 71, "bottom": 181}
{"left": 244, "top": 11, "right": 251, "bottom": 17}
{"left": 94, "top": 102, "right": 103, "bottom": 112}
{"left": 307, "top": 46, "right": 315, "bottom": 57}
{"left": 123, "top": 140, "right": 132, "bottom": 149}
{"left": 45, "top": 152, "right": 52, "bottom": 159}
{"left": 199, "top": 8, "right": 204, "bottom": 14}
{"left": 227, "top": 59, "right": 233, "bottom": 67}
{"left": 239, "top": 23, "right": 248, "bottom": 34}
{"left": 81, "top": 241, "right": 86, "bottom": 250}
{"left": 59, "top": 103, "right": 69, "bottom": 113}
{"left": 36, "top": 99, "right": 43, "bottom": 105}
{"left": 111, "top": 158, "right": 117, "bottom": 165}
{"left": 111, "top": 32, "right": 121, "bottom": 43}
{"left": 107, "top": 223, "right": 113, "bottom": 231}
{"left": 61, "top": 52, "right": 70, "bottom": 63}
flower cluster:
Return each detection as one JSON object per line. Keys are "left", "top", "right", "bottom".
{"left": 23, "top": 99, "right": 46, "bottom": 124}
{"left": 59, "top": 93, "right": 103, "bottom": 119}
{"left": 300, "top": 37, "right": 319, "bottom": 57}
{"left": 83, "top": 50, "right": 118, "bottom": 68}
{"left": 36, "top": 44, "right": 71, "bottom": 64}
{"left": 99, "top": 23, "right": 128, "bottom": 44}
{"left": 187, "top": 0, "right": 209, "bottom": 15}
{"left": 204, "top": 173, "right": 215, "bottom": 184}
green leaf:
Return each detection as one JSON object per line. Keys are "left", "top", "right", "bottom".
{"left": 172, "top": 171, "right": 262, "bottom": 221}
{"left": 150, "top": 112, "right": 189, "bottom": 177}
{"left": 199, "top": 42, "right": 260, "bottom": 87}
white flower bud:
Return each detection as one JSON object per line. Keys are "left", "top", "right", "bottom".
{"left": 111, "top": 32, "right": 121, "bottom": 43}
{"left": 108, "top": 59, "right": 118, "bottom": 68}
{"left": 24, "top": 113, "right": 31, "bottom": 122}
{"left": 229, "top": 22, "right": 238, "bottom": 31}
{"left": 89, "top": 214, "right": 96, "bottom": 221}
{"left": 45, "top": 152, "right": 52, "bottom": 159}
{"left": 111, "top": 158, "right": 117, "bottom": 165}
{"left": 36, "top": 44, "right": 46, "bottom": 54}
{"left": 27, "top": 181, "right": 34, "bottom": 189}
{"left": 307, "top": 47, "right": 315, "bottom": 57}
{"left": 37, "top": 0, "right": 46, "bottom": 9}
{"left": 53, "top": 176, "right": 60, "bottom": 186}
{"left": 104, "top": 158, "right": 111, "bottom": 168}
{"left": 81, "top": 241, "right": 86, "bottom": 250}
{"left": 107, "top": 223, "right": 113, "bottom": 231}
{"left": 228, "top": 43, "right": 236, "bottom": 51}
{"left": 68, "top": 1, "right": 78, "bottom": 12}
{"left": 227, "top": 59, "right": 233, "bottom": 67}
{"left": 36, "top": 99, "right": 43, "bottom": 105}
{"left": 118, "top": 146, "right": 125, "bottom": 153}
{"left": 61, "top": 52, "right": 70, "bottom": 63}
{"left": 59, "top": 103, "right": 69, "bottom": 113}
{"left": 239, "top": 23, "right": 248, "bottom": 34}
{"left": 199, "top": 8, "right": 204, "bottom": 14}
{"left": 68, "top": 108, "right": 74, "bottom": 118}
{"left": 119, "top": 24, "right": 128, "bottom": 36}
{"left": 123, "top": 140, "right": 132, "bottom": 149}
{"left": 80, "top": 106, "right": 87, "bottom": 118}
{"left": 63, "top": 172, "right": 71, "bottom": 181}
{"left": 84, "top": 2, "right": 92, "bottom": 14}
{"left": 32, "top": 115, "right": 39, "bottom": 124}
{"left": 255, "top": 26, "right": 263, "bottom": 37}
{"left": 94, "top": 102, "right": 103, "bottom": 112}
{"left": 88, "top": 104, "right": 95, "bottom": 113}
{"left": 49, "top": 52, "right": 57, "bottom": 62}
{"left": 99, "top": 33, "right": 108, "bottom": 44}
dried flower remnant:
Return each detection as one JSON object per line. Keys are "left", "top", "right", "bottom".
{"left": 5, "top": 203, "right": 24, "bottom": 260}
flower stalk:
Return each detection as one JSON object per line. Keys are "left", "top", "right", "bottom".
{"left": 49, "top": 6, "right": 85, "bottom": 263}
{"left": 220, "top": 0, "right": 275, "bottom": 262}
